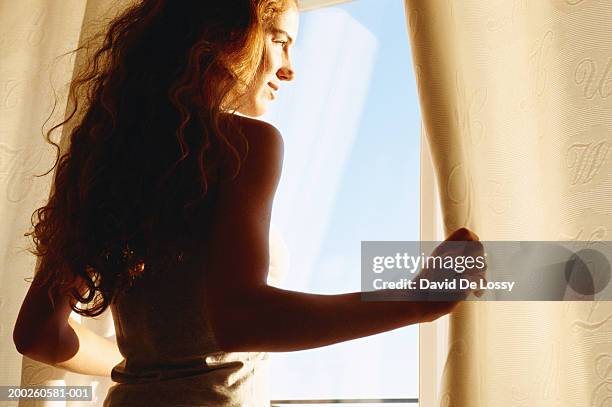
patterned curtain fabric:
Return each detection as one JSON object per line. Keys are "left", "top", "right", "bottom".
{"left": 409, "top": 0, "right": 612, "bottom": 405}
{"left": 1, "top": 1, "right": 131, "bottom": 405}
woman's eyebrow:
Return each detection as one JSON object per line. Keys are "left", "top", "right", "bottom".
{"left": 270, "top": 27, "right": 294, "bottom": 45}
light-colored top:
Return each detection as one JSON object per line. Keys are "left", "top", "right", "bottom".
{"left": 103, "top": 225, "right": 289, "bottom": 407}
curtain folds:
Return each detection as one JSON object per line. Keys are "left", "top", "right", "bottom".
{"left": 1, "top": 1, "right": 131, "bottom": 405}
{"left": 410, "top": 0, "right": 612, "bottom": 406}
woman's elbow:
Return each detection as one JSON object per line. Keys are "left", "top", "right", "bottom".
{"left": 12, "top": 323, "right": 60, "bottom": 365}
{"left": 13, "top": 331, "right": 45, "bottom": 362}
{"left": 207, "top": 300, "right": 267, "bottom": 353}
{"left": 13, "top": 321, "right": 36, "bottom": 356}
{"left": 13, "top": 340, "right": 32, "bottom": 357}
{"left": 210, "top": 311, "right": 257, "bottom": 352}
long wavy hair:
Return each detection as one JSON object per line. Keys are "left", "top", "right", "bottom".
{"left": 26, "top": 0, "right": 297, "bottom": 317}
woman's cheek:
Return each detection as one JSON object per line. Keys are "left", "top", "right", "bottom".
{"left": 264, "top": 50, "right": 276, "bottom": 71}
{"left": 271, "top": 48, "right": 282, "bottom": 69}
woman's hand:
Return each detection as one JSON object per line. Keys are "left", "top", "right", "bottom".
{"left": 415, "top": 227, "right": 487, "bottom": 322}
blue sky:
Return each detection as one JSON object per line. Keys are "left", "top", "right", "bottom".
{"left": 262, "top": 0, "right": 422, "bottom": 400}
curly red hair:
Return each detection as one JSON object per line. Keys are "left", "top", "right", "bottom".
{"left": 26, "top": 0, "right": 297, "bottom": 316}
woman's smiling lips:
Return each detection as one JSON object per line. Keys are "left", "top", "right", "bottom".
{"left": 268, "top": 82, "right": 279, "bottom": 99}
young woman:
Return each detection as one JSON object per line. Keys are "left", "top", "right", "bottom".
{"left": 13, "top": 0, "right": 484, "bottom": 405}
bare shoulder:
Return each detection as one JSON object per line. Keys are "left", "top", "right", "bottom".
{"left": 232, "top": 114, "right": 282, "bottom": 137}
{"left": 229, "top": 114, "right": 283, "bottom": 154}
{"left": 219, "top": 114, "right": 284, "bottom": 181}
{"left": 220, "top": 116, "right": 284, "bottom": 198}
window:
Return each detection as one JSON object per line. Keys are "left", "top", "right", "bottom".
{"left": 262, "top": 0, "right": 421, "bottom": 405}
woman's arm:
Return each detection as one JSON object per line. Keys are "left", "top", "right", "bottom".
{"left": 202, "top": 117, "right": 464, "bottom": 353}
{"left": 13, "top": 273, "right": 123, "bottom": 376}
{"left": 54, "top": 318, "right": 123, "bottom": 376}
{"left": 211, "top": 285, "right": 454, "bottom": 352}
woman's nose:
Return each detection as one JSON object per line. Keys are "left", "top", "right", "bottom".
{"left": 277, "top": 64, "right": 295, "bottom": 82}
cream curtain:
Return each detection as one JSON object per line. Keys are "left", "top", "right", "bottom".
{"left": 410, "top": 0, "right": 612, "bottom": 406}
{"left": 1, "top": 1, "right": 130, "bottom": 405}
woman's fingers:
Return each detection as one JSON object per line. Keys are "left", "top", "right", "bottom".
{"left": 420, "top": 227, "right": 488, "bottom": 300}
{"left": 446, "top": 227, "right": 480, "bottom": 241}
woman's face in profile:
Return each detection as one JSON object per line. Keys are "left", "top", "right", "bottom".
{"left": 238, "top": 5, "right": 299, "bottom": 117}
